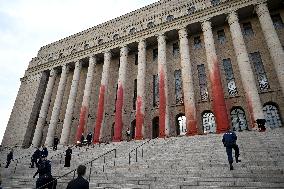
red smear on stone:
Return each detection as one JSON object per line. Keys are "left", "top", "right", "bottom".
{"left": 159, "top": 69, "right": 166, "bottom": 138}
{"left": 246, "top": 94, "right": 255, "bottom": 128}
{"left": 210, "top": 57, "right": 230, "bottom": 133}
{"left": 185, "top": 103, "right": 197, "bottom": 136}
{"left": 113, "top": 83, "right": 124, "bottom": 142}
{"left": 76, "top": 106, "right": 87, "bottom": 142}
{"left": 135, "top": 96, "right": 144, "bottom": 140}
{"left": 93, "top": 85, "right": 105, "bottom": 143}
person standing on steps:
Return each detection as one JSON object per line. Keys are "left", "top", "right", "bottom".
{"left": 222, "top": 129, "right": 241, "bottom": 170}
{"left": 5, "top": 149, "right": 13, "bottom": 168}
{"left": 86, "top": 132, "right": 92, "bottom": 146}
{"left": 64, "top": 146, "right": 72, "bottom": 167}
{"left": 66, "top": 165, "right": 89, "bottom": 189}
{"left": 42, "top": 145, "right": 48, "bottom": 158}
{"left": 30, "top": 147, "right": 41, "bottom": 168}
{"left": 126, "top": 127, "right": 131, "bottom": 142}
{"left": 53, "top": 136, "right": 59, "bottom": 151}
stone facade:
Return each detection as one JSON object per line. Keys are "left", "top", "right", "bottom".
{"left": 2, "top": 0, "right": 284, "bottom": 148}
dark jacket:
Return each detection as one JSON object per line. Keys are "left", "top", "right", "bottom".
{"left": 54, "top": 137, "right": 59, "bottom": 145}
{"left": 32, "top": 149, "right": 41, "bottom": 160}
{"left": 66, "top": 176, "right": 89, "bottom": 189}
{"left": 33, "top": 160, "right": 51, "bottom": 178}
{"left": 7, "top": 151, "right": 13, "bottom": 161}
{"left": 42, "top": 147, "right": 48, "bottom": 157}
{"left": 65, "top": 149, "right": 72, "bottom": 157}
{"left": 86, "top": 133, "right": 92, "bottom": 142}
{"left": 222, "top": 131, "right": 237, "bottom": 147}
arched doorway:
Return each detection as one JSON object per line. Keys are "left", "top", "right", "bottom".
{"left": 176, "top": 114, "right": 186, "bottom": 136}
{"left": 152, "top": 117, "right": 159, "bottom": 139}
{"left": 131, "top": 120, "right": 136, "bottom": 140}
{"left": 263, "top": 103, "right": 282, "bottom": 128}
{"left": 202, "top": 111, "right": 216, "bottom": 134}
{"left": 230, "top": 107, "right": 248, "bottom": 131}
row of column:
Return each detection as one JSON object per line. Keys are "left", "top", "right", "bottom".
{"left": 32, "top": 2, "right": 284, "bottom": 147}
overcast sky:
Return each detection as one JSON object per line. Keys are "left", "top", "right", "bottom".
{"left": 0, "top": 0, "right": 158, "bottom": 144}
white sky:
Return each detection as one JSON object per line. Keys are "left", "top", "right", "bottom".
{"left": 0, "top": 0, "right": 158, "bottom": 144}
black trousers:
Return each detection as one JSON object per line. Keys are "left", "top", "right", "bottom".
{"left": 31, "top": 158, "right": 38, "bottom": 168}
{"left": 5, "top": 160, "right": 11, "bottom": 168}
{"left": 64, "top": 156, "right": 71, "bottom": 167}
{"left": 226, "top": 144, "right": 240, "bottom": 164}
{"left": 53, "top": 144, "right": 57, "bottom": 151}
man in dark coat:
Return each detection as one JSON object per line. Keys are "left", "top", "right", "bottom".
{"left": 41, "top": 145, "right": 48, "bottom": 158}
{"left": 33, "top": 155, "right": 57, "bottom": 189}
{"left": 80, "top": 134, "right": 85, "bottom": 146}
{"left": 30, "top": 147, "right": 41, "bottom": 168}
{"left": 86, "top": 132, "right": 92, "bottom": 146}
{"left": 53, "top": 136, "right": 59, "bottom": 151}
{"left": 66, "top": 165, "right": 89, "bottom": 189}
{"left": 222, "top": 129, "right": 241, "bottom": 170}
{"left": 5, "top": 149, "right": 13, "bottom": 168}
{"left": 64, "top": 146, "right": 72, "bottom": 167}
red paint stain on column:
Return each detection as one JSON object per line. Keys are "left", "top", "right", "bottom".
{"left": 210, "top": 57, "right": 230, "bottom": 133}
{"left": 93, "top": 85, "right": 105, "bottom": 143}
{"left": 76, "top": 106, "right": 87, "bottom": 142}
{"left": 135, "top": 96, "right": 144, "bottom": 140}
{"left": 246, "top": 94, "right": 255, "bottom": 128}
{"left": 113, "top": 83, "right": 124, "bottom": 142}
{"left": 185, "top": 103, "right": 197, "bottom": 136}
{"left": 159, "top": 69, "right": 166, "bottom": 138}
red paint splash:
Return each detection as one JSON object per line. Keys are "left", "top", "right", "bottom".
{"left": 113, "top": 83, "right": 124, "bottom": 142}
{"left": 76, "top": 106, "right": 87, "bottom": 142}
{"left": 159, "top": 69, "right": 166, "bottom": 138}
{"left": 135, "top": 96, "right": 144, "bottom": 140}
{"left": 185, "top": 103, "right": 197, "bottom": 136}
{"left": 210, "top": 57, "right": 230, "bottom": 133}
{"left": 246, "top": 94, "right": 255, "bottom": 128}
{"left": 93, "top": 85, "right": 105, "bottom": 143}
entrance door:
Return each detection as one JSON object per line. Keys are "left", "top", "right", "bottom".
{"left": 231, "top": 107, "right": 248, "bottom": 131}
{"left": 263, "top": 104, "right": 282, "bottom": 128}
{"left": 131, "top": 120, "right": 136, "bottom": 139}
{"left": 176, "top": 114, "right": 186, "bottom": 136}
{"left": 202, "top": 111, "right": 216, "bottom": 134}
{"left": 152, "top": 117, "right": 159, "bottom": 139}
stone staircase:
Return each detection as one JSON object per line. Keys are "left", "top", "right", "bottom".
{"left": 1, "top": 128, "right": 284, "bottom": 189}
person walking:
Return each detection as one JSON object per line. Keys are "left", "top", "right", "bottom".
{"left": 30, "top": 147, "right": 41, "bottom": 168}
{"left": 66, "top": 165, "right": 89, "bottom": 189}
{"left": 53, "top": 136, "right": 59, "bottom": 151}
{"left": 64, "top": 146, "right": 72, "bottom": 167}
{"left": 5, "top": 149, "right": 13, "bottom": 168}
{"left": 33, "top": 155, "right": 57, "bottom": 189}
{"left": 222, "top": 129, "right": 241, "bottom": 170}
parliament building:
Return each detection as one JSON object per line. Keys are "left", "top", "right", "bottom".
{"left": 2, "top": 0, "right": 284, "bottom": 148}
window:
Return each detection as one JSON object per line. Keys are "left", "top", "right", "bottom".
{"left": 223, "top": 59, "right": 238, "bottom": 96}
{"left": 242, "top": 22, "right": 254, "bottom": 36}
{"left": 166, "top": 15, "right": 174, "bottom": 22}
{"left": 129, "top": 27, "right": 137, "bottom": 34}
{"left": 174, "top": 70, "right": 183, "bottom": 104}
{"left": 188, "top": 6, "right": 196, "bottom": 15}
{"left": 202, "top": 111, "right": 216, "bottom": 134}
{"left": 231, "top": 107, "right": 248, "bottom": 131}
{"left": 153, "top": 75, "right": 159, "bottom": 107}
{"left": 133, "top": 79, "right": 137, "bottom": 110}
{"left": 147, "top": 22, "right": 155, "bottom": 28}
{"left": 194, "top": 36, "right": 202, "bottom": 48}
{"left": 84, "top": 44, "right": 90, "bottom": 49}
{"left": 134, "top": 53, "right": 138, "bottom": 65}
{"left": 249, "top": 52, "right": 270, "bottom": 91}
{"left": 217, "top": 29, "right": 226, "bottom": 44}
{"left": 113, "top": 34, "right": 119, "bottom": 40}
{"left": 271, "top": 14, "right": 284, "bottom": 29}
{"left": 153, "top": 48, "right": 158, "bottom": 61}
{"left": 197, "top": 64, "right": 209, "bottom": 101}
{"left": 173, "top": 42, "right": 179, "bottom": 56}
{"left": 263, "top": 103, "right": 282, "bottom": 128}
{"left": 211, "top": 0, "right": 220, "bottom": 6}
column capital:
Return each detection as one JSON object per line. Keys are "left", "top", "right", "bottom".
{"left": 61, "top": 64, "right": 69, "bottom": 74}
{"left": 227, "top": 11, "right": 239, "bottom": 26}
{"left": 201, "top": 20, "right": 212, "bottom": 33}
{"left": 255, "top": 2, "right": 269, "bottom": 17}
{"left": 75, "top": 60, "right": 82, "bottom": 69}
{"left": 104, "top": 51, "right": 112, "bottom": 61}
{"left": 138, "top": 39, "right": 147, "bottom": 49}
{"left": 138, "top": 38, "right": 147, "bottom": 45}
{"left": 89, "top": 55, "right": 97, "bottom": 65}
{"left": 50, "top": 68, "right": 57, "bottom": 76}
{"left": 120, "top": 45, "right": 129, "bottom": 56}
{"left": 178, "top": 28, "right": 188, "bottom": 39}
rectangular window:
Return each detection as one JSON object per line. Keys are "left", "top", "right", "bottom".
{"left": 153, "top": 48, "right": 158, "bottom": 61}
{"left": 194, "top": 36, "right": 202, "bottom": 49}
{"left": 197, "top": 64, "right": 209, "bottom": 101}
{"left": 134, "top": 53, "right": 138, "bottom": 65}
{"left": 217, "top": 29, "right": 226, "bottom": 44}
{"left": 133, "top": 79, "right": 137, "bottom": 110}
{"left": 222, "top": 59, "right": 238, "bottom": 96}
{"left": 242, "top": 22, "right": 254, "bottom": 36}
{"left": 173, "top": 42, "right": 179, "bottom": 56}
{"left": 211, "top": 0, "right": 220, "bottom": 6}
{"left": 174, "top": 70, "right": 183, "bottom": 104}
{"left": 249, "top": 52, "right": 270, "bottom": 91}
{"left": 271, "top": 14, "right": 284, "bottom": 29}
{"left": 153, "top": 75, "right": 159, "bottom": 107}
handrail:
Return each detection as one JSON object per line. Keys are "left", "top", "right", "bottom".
{"left": 36, "top": 148, "right": 117, "bottom": 189}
